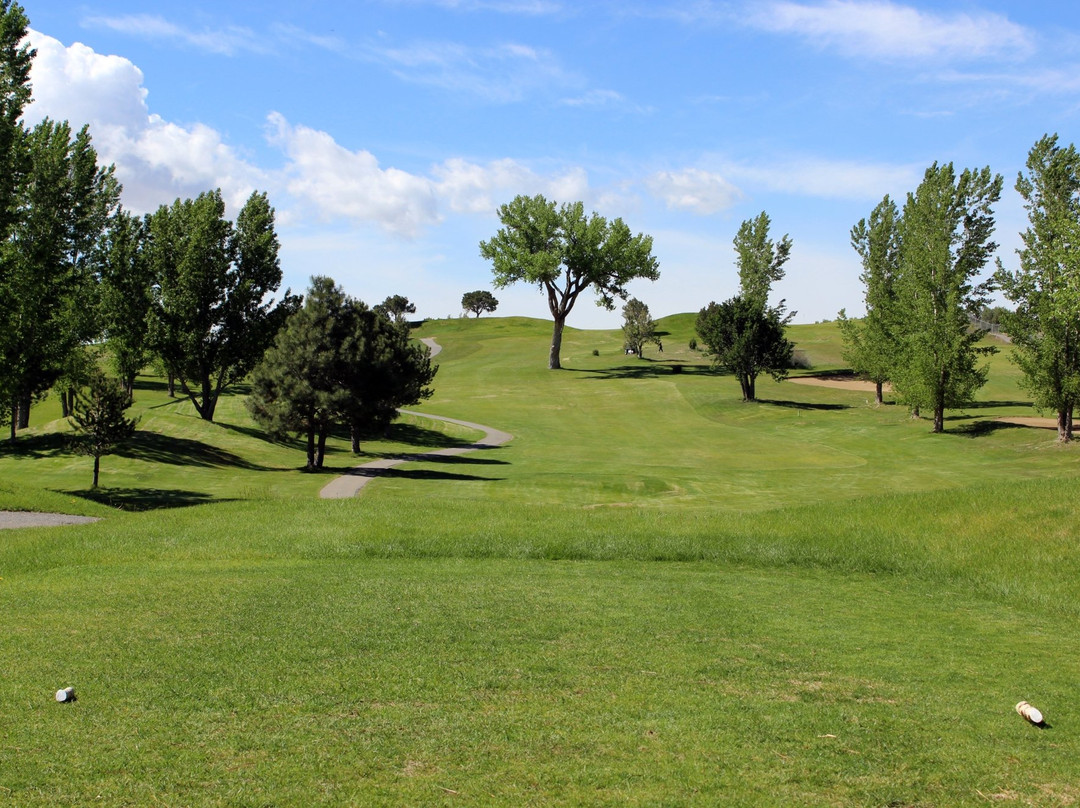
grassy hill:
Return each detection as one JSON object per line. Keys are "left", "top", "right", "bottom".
{"left": 2, "top": 317, "right": 1077, "bottom": 805}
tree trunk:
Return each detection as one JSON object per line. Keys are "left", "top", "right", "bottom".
{"left": 167, "top": 373, "right": 175, "bottom": 398}
{"left": 92, "top": 455, "right": 100, "bottom": 488}
{"left": 739, "top": 373, "right": 755, "bottom": 402}
{"left": 350, "top": 423, "right": 361, "bottom": 454}
{"left": 316, "top": 426, "right": 328, "bottom": 468}
{"left": 305, "top": 426, "right": 316, "bottom": 471}
{"left": 549, "top": 317, "right": 565, "bottom": 370}
{"left": 17, "top": 390, "right": 30, "bottom": 429}
{"left": 9, "top": 402, "right": 15, "bottom": 442}
{"left": 60, "top": 390, "right": 71, "bottom": 418}
{"left": 875, "top": 381, "right": 883, "bottom": 406}
{"left": 197, "top": 374, "right": 216, "bottom": 421}
{"left": 1058, "top": 404, "right": 1073, "bottom": 443}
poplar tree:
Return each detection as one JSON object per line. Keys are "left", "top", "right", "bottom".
{"left": 892, "top": 163, "right": 1001, "bottom": 432}
{"left": 995, "top": 134, "right": 1080, "bottom": 441}
{"left": 99, "top": 210, "right": 153, "bottom": 395}
{"left": 838, "top": 195, "right": 901, "bottom": 405}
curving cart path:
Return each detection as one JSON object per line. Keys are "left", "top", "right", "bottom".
{"left": 319, "top": 338, "right": 513, "bottom": 499}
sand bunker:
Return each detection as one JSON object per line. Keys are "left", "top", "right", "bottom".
{"left": 0, "top": 511, "right": 100, "bottom": 529}
{"left": 788, "top": 375, "right": 893, "bottom": 393}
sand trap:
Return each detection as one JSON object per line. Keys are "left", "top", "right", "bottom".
{"left": 994, "top": 416, "right": 1059, "bottom": 430}
{"left": 0, "top": 511, "right": 100, "bottom": 529}
{"left": 789, "top": 375, "right": 893, "bottom": 393}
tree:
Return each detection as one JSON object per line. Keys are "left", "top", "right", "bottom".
{"left": 892, "top": 163, "right": 1002, "bottom": 433}
{"left": 248, "top": 277, "right": 437, "bottom": 471}
{"left": 2, "top": 118, "right": 119, "bottom": 439}
{"left": 461, "top": 289, "right": 499, "bottom": 318}
{"left": 837, "top": 195, "right": 901, "bottom": 405}
{"left": 621, "top": 297, "right": 658, "bottom": 357}
{"left": 733, "top": 211, "right": 792, "bottom": 307}
{"left": 99, "top": 210, "right": 153, "bottom": 395}
{"left": 480, "top": 194, "right": 659, "bottom": 369}
{"left": 995, "top": 134, "right": 1080, "bottom": 441}
{"left": 375, "top": 294, "right": 417, "bottom": 323}
{"left": 696, "top": 296, "right": 794, "bottom": 401}
{"left": 68, "top": 371, "right": 138, "bottom": 488}
{"left": 147, "top": 190, "right": 299, "bottom": 422}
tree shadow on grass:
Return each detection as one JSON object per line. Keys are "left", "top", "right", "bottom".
{"left": 0, "top": 432, "right": 68, "bottom": 458}
{"left": 58, "top": 487, "right": 232, "bottom": 512}
{"left": 961, "top": 399, "right": 1035, "bottom": 409}
{"left": 758, "top": 398, "right": 850, "bottom": 411}
{"left": 568, "top": 362, "right": 719, "bottom": 381}
{"left": 948, "top": 419, "right": 1029, "bottom": 438}
{"left": 345, "top": 467, "right": 502, "bottom": 483}
{"left": 117, "top": 430, "right": 271, "bottom": 470}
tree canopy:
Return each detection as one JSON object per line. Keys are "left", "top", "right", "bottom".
{"left": 696, "top": 296, "right": 793, "bottom": 402}
{"left": 838, "top": 195, "right": 901, "bottom": 405}
{"left": 480, "top": 194, "right": 659, "bottom": 369}
{"left": 248, "top": 277, "right": 436, "bottom": 471}
{"left": 462, "top": 290, "right": 499, "bottom": 318}
{"left": 147, "top": 189, "right": 298, "bottom": 422}
{"left": 621, "top": 298, "right": 658, "bottom": 358}
{"left": 891, "top": 163, "right": 1001, "bottom": 433}
{"left": 995, "top": 134, "right": 1080, "bottom": 441}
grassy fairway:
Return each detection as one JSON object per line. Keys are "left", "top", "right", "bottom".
{"left": 1, "top": 317, "right": 1077, "bottom": 805}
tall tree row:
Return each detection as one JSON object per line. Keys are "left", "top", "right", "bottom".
{"left": 995, "top": 135, "right": 1080, "bottom": 442}
{"left": 841, "top": 164, "right": 1002, "bottom": 432}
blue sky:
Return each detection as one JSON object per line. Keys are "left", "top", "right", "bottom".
{"left": 23, "top": 1, "right": 1080, "bottom": 327}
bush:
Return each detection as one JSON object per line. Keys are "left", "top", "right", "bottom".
{"left": 688, "top": 338, "right": 697, "bottom": 351}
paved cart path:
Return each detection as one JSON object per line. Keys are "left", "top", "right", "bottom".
{"left": 319, "top": 338, "right": 513, "bottom": 499}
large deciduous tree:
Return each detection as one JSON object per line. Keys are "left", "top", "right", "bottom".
{"left": 480, "top": 194, "right": 659, "bottom": 369}
{"left": 838, "top": 195, "right": 901, "bottom": 405}
{"left": 892, "top": 163, "right": 1002, "bottom": 433}
{"left": 248, "top": 277, "right": 436, "bottom": 471}
{"left": 621, "top": 297, "right": 658, "bottom": 358}
{"left": 995, "top": 134, "right": 1080, "bottom": 442}
{"left": 461, "top": 289, "right": 498, "bottom": 318}
{"left": 147, "top": 189, "right": 298, "bottom": 422}
{"left": 696, "top": 297, "right": 793, "bottom": 401}
{"left": 696, "top": 212, "right": 794, "bottom": 402}
{"left": 2, "top": 119, "right": 119, "bottom": 438}
{"left": 99, "top": 209, "right": 154, "bottom": 395}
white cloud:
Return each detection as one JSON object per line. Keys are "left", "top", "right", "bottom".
{"left": 24, "top": 29, "right": 266, "bottom": 213}
{"left": 368, "top": 39, "right": 573, "bottom": 101}
{"left": 646, "top": 169, "right": 743, "bottom": 214}
{"left": 749, "top": 0, "right": 1034, "bottom": 62}
{"left": 725, "top": 157, "right": 919, "bottom": 200}
{"left": 83, "top": 14, "right": 270, "bottom": 56}
{"left": 268, "top": 113, "right": 440, "bottom": 238}
{"left": 382, "top": 0, "right": 564, "bottom": 14}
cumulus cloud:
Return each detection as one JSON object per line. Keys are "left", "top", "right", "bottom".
{"left": 24, "top": 29, "right": 266, "bottom": 213}
{"left": 646, "top": 169, "right": 742, "bottom": 214}
{"left": 750, "top": 0, "right": 1034, "bottom": 62}
{"left": 268, "top": 113, "right": 440, "bottom": 237}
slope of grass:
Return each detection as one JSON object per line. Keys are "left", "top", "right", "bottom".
{"left": 1, "top": 315, "right": 1078, "bottom": 806}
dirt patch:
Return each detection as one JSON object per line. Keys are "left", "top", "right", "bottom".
{"left": 995, "top": 416, "right": 1058, "bottom": 430}
{"left": 788, "top": 375, "right": 892, "bottom": 393}
{"left": 0, "top": 511, "right": 101, "bottom": 529}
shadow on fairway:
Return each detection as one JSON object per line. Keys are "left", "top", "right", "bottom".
{"left": 347, "top": 467, "right": 503, "bottom": 483}
{"left": 569, "top": 362, "right": 718, "bottom": 380}
{"left": 961, "top": 399, "right": 1035, "bottom": 410}
{"left": 118, "top": 430, "right": 271, "bottom": 470}
{"left": 0, "top": 432, "right": 68, "bottom": 458}
{"left": 948, "top": 419, "right": 1028, "bottom": 438}
{"left": 758, "top": 398, "right": 850, "bottom": 411}
{"left": 59, "top": 487, "right": 230, "bottom": 512}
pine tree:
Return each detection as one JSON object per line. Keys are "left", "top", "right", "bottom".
{"left": 69, "top": 371, "right": 139, "bottom": 488}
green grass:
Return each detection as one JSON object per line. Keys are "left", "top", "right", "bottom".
{"left": 2, "top": 316, "right": 1078, "bottom": 805}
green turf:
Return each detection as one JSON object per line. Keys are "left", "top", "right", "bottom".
{"left": 1, "top": 316, "right": 1077, "bottom": 806}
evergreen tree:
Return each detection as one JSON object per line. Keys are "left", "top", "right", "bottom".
{"left": 995, "top": 135, "right": 1080, "bottom": 442}
{"left": 68, "top": 371, "right": 139, "bottom": 488}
